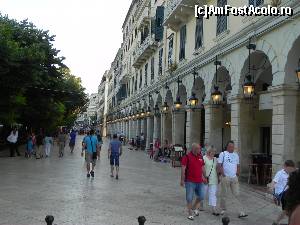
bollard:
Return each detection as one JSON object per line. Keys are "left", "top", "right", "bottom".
{"left": 45, "top": 215, "right": 54, "bottom": 225}
{"left": 137, "top": 216, "right": 146, "bottom": 225}
{"left": 222, "top": 216, "right": 230, "bottom": 225}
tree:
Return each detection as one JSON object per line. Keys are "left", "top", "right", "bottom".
{"left": 0, "top": 14, "right": 88, "bottom": 133}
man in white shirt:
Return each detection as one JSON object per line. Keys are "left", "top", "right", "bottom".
{"left": 270, "top": 160, "right": 296, "bottom": 225}
{"left": 217, "top": 140, "right": 247, "bottom": 218}
{"left": 7, "top": 128, "right": 20, "bottom": 157}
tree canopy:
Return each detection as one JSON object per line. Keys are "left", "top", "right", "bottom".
{"left": 0, "top": 14, "right": 88, "bottom": 132}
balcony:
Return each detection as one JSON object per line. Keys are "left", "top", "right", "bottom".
{"left": 132, "top": 35, "right": 158, "bottom": 68}
{"left": 164, "top": 0, "right": 199, "bottom": 31}
{"left": 138, "top": 7, "right": 151, "bottom": 30}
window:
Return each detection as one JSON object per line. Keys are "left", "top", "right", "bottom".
{"left": 135, "top": 28, "right": 138, "bottom": 38}
{"left": 144, "top": 63, "right": 148, "bottom": 86}
{"left": 195, "top": 17, "right": 203, "bottom": 49}
{"left": 168, "top": 36, "right": 174, "bottom": 66}
{"left": 139, "top": 70, "right": 142, "bottom": 88}
{"left": 151, "top": 57, "right": 155, "bottom": 81}
{"left": 249, "top": 0, "right": 264, "bottom": 6}
{"left": 179, "top": 25, "right": 186, "bottom": 61}
{"left": 217, "top": 0, "right": 227, "bottom": 35}
{"left": 159, "top": 48, "right": 163, "bottom": 76}
{"left": 155, "top": 6, "right": 165, "bottom": 42}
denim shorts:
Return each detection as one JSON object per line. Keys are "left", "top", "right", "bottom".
{"left": 185, "top": 182, "right": 205, "bottom": 204}
{"left": 110, "top": 152, "right": 119, "bottom": 166}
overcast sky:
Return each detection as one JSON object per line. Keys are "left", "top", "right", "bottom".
{"left": 0, "top": 0, "right": 132, "bottom": 94}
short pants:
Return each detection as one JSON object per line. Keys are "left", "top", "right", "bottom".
{"left": 110, "top": 152, "right": 120, "bottom": 166}
{"left": 85, "top": 151, "right": 96, "bottom": 166}
{"left": 185, "top": 182, "right": 205, "bottom": 204}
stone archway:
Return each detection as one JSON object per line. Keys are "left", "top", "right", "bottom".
{"left": 237, "top": 50, "right": 273, "bottom": 175}
{"left": 207, "top": 65, "right": 232, "bottom": 152}
{"left": 162, "top": 90, "right": 173, "bottom": 146}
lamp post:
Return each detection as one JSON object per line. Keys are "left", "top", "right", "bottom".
{"left": 188, "top": 68, "right": 199, "bottom": 109}
{"left": 243, "top": 38, "right": 256, "bottom": 100}
{"left": 211, "top": 56, "right": 222, "bottom": 106}
{"left": 174, "top": 78, "right": 183, "bottom": 111}
{"left": 162, "top": 102, "right": 169, "bottom": 114}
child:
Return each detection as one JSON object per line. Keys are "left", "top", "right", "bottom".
{"left": 26, "top": 134, "right": 33, "bottom": 158}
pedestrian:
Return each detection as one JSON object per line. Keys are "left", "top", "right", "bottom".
{"left": 140, "top": 133, "right": 145, "bottom": 150}
{"left": 153, "top": 138, "right": 160, "bottom": 161}
{"left": 203, "top": 146, "right": 220, "bottom": 216}
{"left": 31, "top": 132, "right": 36, "bottom": 156}
{"left": 25, "top": 133, "right": 33, "bottom": 158}
{"left": 217, "top": 140, "right": 248, "bottom": 218}
{"left": 270, "top": 160, "right": 296, "bottom": 225}
{"left": 44, "top": 133, "right": 53, "bottom": 157}
{"left": 81, "top": 130, "right": 98, "bottom": 178}
{"left": 35, "top": 132, "right": 44, "bottom": 159}
{"left": 7, "top": 127, "right": 20, "bottom": 157}
{"left": 108, "top": 134, "right": 122, "bottom": 180}
{"left": 96, "top": 131, "right": 103, "bottom": 160}
{"left": 285, "top": 169, "right": 300, "bottom": 225}
{"left": 69, "top": 129, "right": 76, "bottom": 153}
{"left": 201, "top": 142, "right": 209, "bottom": 157}
{"left": 180, "top": 143, "right": 206, "bottom": 220}
{"left": 57, "top": 131, "right": 66, "bottom": 157}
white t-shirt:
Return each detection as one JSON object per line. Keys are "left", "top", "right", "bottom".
{"left": 7, "top": 131, "right": 18, "bottom": 143}
{"left": 218, "top": 151, "right": 240, "bottom": 178}
{"left": 273, "top": 169, "right": 289, "bottom": 195}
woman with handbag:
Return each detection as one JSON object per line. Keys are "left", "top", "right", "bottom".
{"left": 203, "top": 146, "right": 220, "bottom": 216}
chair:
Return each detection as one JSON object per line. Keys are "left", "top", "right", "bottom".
{"left": 248, "top": 164, "right": 259, "bottom": 184}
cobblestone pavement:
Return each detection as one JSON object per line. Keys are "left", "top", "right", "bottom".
{"left": 0, "top": 136, "right": 287, "bottom": 225}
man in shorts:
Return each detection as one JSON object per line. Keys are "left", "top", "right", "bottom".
{"left": 108, "top": 134, "right": 122, "bottom": 180}
{"left": 82, "top": 130, "right": 98, "bottom": 178}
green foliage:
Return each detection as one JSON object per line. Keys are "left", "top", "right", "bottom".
{"left": 0, "top": 14, "right": 88, "bottom": 132}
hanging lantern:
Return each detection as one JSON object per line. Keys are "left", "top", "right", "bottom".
{"left": 211, "top": 86, "right": 222, "bottom": 105}
{"left": 146, "top": 106, "right": 151, "bottom": 116}
{"left": 174, "top": 97, "right": 182, "bottom": 110}
{"left": 243, "top": 75, "right": 255, "bottom": 99}
{"left": 140, "top": 109, "right": 145, "bottom": 117}
{"left": 189, "top": 92, "right": 199, "bottom": 107}
{"left": 162, "top": 102, "right": 169, "bottom": 114}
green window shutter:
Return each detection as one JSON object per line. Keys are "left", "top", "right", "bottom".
{"left": 155, "top": 6, "right": 165, "bottom": 42}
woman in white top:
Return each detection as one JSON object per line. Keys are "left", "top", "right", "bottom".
{"left": 203, "top": 146, "right": 219, "bottom": 216}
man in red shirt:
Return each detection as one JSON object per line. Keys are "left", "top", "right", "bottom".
{"left": 181, "top": 143, "right": 206, "bottom": 220}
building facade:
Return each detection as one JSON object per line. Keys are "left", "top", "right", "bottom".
{"left": 99, "top": 0, "right": 300, "bottom": 176}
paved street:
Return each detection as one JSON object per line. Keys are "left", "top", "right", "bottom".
{"left": 0, "top": 136, "right": 287, "bottom": 225}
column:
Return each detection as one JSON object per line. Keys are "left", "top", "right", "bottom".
{"left": 161, "top": 113, "right": 172, "bottom": 144}
{"left": 271, "top": 85, "right": 299, "bottom": 173}
{"left": 186, "top": 109, "right": 202, "bottom": 150}
{"left": 153, "top": 115, "right": 161, "bottom": 143}
{"left": 146, "top": 116, "right": 154, "bottom": 149}
{"left": 137, "top": 119, "right": 141, "bottom": 137}
{"left": 172, "top": 110, "right": 185, "bottom": 145}
{"left": 204, "top": 104, "right": 223, "bottom": 152}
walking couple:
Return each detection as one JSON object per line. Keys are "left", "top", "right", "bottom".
{"left": 81, "top": 132, "right": 122, "bottom": 179}
{"left": 181, "top": 141, "right": 248, "bottom": 220}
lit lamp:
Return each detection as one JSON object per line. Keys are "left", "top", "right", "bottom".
{"left": 174, "top": 97, "right": 182, "bottom": 110}
{"left": 136, "top": 110, "right": 140, "bottom": 118}
{"left": 211, "top": 56, "right": 223, "bottom": 106}
{"left": 146, "top": 106, "right": 151, "bottom": 116}
{"left": 211, "top": 86, "right": 222, "bottom": 105}
{"left": 189, "top": 92, "right": 199, "bottom": 107}
{"left": 162, "top": 102, "right": 169, "bottom": 114}
{"left": 140, "top": 109, "right": 145, "bottom": 117}
{"left": 296, "top": 59, "right": 300, "bottom": 84}
{"left": 243, "top": 75, "right": 255, "bottom": 99}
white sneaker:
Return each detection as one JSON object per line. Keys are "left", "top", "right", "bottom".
{"left": 220, "top": 210, "right": 226, "bottom": 215}
{"left": 193, "top": 209, "right": 199, "bottom": 216}
{"left": 187, "top": 215, "right": 194, "bottom": 220}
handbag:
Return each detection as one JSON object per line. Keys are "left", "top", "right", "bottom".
{"left": 206, "top": 158, "right": 215, "bottom": 184}
{"left": 89, "top": 137, "right": 97, "bottom": 160}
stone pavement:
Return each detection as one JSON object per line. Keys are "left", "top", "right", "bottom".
{"left": 0, "top": 136, "right": 287, "bottom": 225}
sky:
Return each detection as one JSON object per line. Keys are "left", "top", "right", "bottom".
{"left": 0, "top": 0, "right": 132, "bottom": 94}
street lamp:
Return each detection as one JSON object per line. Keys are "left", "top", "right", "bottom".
{"left": 162, "top": 102, "right": 169, "bottom": 114}
{"left": 174, "top": 96, "right": 182, "bottom": 110}
{"left": 146, "top": 106, "right": 151, "bottom": 116}
{"left": 296, "top": 58, "right": 300, "bottom": 84}
{"left": 140, "top": 109, "right": 145, "bottom": 117}
{"left": 211, "top": 56, "right": 222, "bottom": 106}
{"left": 243, "top": 38, "right": 256, "bottom": 100}
{"left": 188, "top": 68, "right": 199, "bottom": 108}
